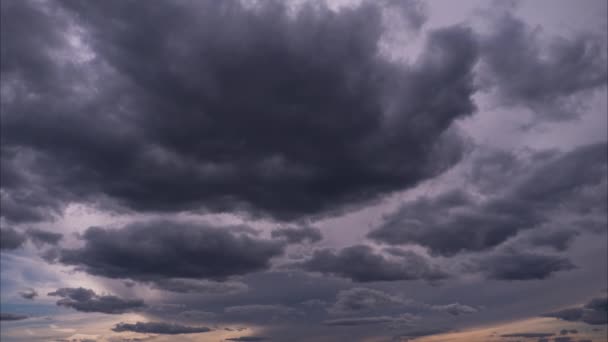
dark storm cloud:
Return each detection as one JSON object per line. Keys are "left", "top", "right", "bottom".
{"left": 0, "top": 227, "right": 26, "bottom": 250}
{"left": 297, "top": 245, "right": 447, "bottom": 282}
{"left": 368, "top": 142, "right": 607, "bottom": 256}
{"left": 271, "top": 226, "right": 322, "bottom": 244}
{"left": 48, "top": 287, "right": 145, "bottom": 314}
{"left": 476, "top": 251, "right": 576, "bottom": 280}
{"left": 112, "top": 321, "right": 211, "bottom": 334}
{"left": 0, "top": 313, "right": 28, "bottom": 321}
{"left": 19, "top": 287, "right": 38, "bottom": 300}
{"left": 25, "top": 228, "right": 63, "bottom": 247}
{"left": 1, "top": 0, "right": 478, "bottom": 223}
{"left": 542, "top": 297, "right": 608, "bottom": 325}
{"left": 477, "top": 5, "right": 607, "bottom": 122}
{"left": 50, "top": 220, "right": 285, "bottom": 283}
{"left": 226, "top": 337, "right": 269, "bottom": 342}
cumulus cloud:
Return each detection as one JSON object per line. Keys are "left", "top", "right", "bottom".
{"left": 48, "top": 287, "right": 145, "bottom": 314}
{"left": 368, "top": 142, "right": 607, "bottom": 256}
{"left": 477, "top": 5, "right": 607, "bottom": 122}
{"left": 49, "top": 221, "right": 285, "bottom": 284}
{"left": 112, "top": 321, "right": 211, "bottom": 334}
{"left": 297, "top": 245, "right": 447, "bottom": 282}
{"left": 1, "top": 0, "right": 478, "bottom": 223}
{"left": 542, "top": 297, "right": 608, "bottom": 325}
{"left": 271, "top": 226, "right": 322, "bottom": 244}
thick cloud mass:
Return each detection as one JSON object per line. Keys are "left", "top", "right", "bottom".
{"left": 368, "top": 143, "right": 607, "bottom": 256}
{"left": 52, "top": 221, "right": 285, "bottom": 282}
{"left": 112, "top": 321, "right": 211, "bottom": 334}
{"left": 328, "top": 287, "right": 406, "bottom": 314}
{"left": 0, "top": 0, "right": 478, "bottom": 222}
{"left": 48, "top": 287, "right": 145, "bottom": 314}
{"left": 298, "top": 245, "right": 447, "bottom": 282}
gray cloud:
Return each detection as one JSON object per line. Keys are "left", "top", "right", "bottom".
{"left": 0, "top": 227, "right": 26, "bottom": 250}
{"left": 19, "top": 287, "right": 38, "bottom": 300}
{"left": 368, "top": 142, "right": 607, "bottom": 256}
{"left": 476, "top": 251, "right": 576, "bottom": 280}
{"left": 323, "top": 314, "right": 415, "bottom": 326}
{"left": 224, "top": 304, "right": 298, "bottom": 317}
{"left": 542, "top": 297, "right": 608, "bottom": 325}
{"left": 477, "top": 5, "right": 607, "bottom": 122}
{"left": 25, "top": 228, "right": 62, "bottom": 248}
{"left": 328, "top": 287, "right": 406, "bottom": 315}
{"left": 225, "top": 337, "right": 269, "bottom": 342}
{"left": 297, "top": 245, "right": 447, "bottom": 282}
{"left": 0, "top": 313, "right": 28, "bottom": 321}
{"left": 112, "top": 321, "right": 211, "bottom": 334}
{"left": 48, "top": 287, "right": 145, "bottom": 314}
{"left": 1, "top": 0, "right": 478, "bottom": 223}
{"left": 150, "top": 279, "right": 248, "bottom": 295}
{"left": 430, "top": 303, "right": 477, "bottom": 316}
{"left": 500, "top": 332, "right": 554, "bottom": 338}
{"left": 50, "top": 220, "right": 285, "bottom": 284}
{"left": 526, "top": 229, "right": 580, "bottom": 252}
{"left": 271, "top": 226, "right": 322, "bottom": 244}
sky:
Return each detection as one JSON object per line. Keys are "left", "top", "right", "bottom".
{"left": 0, "top": 0, "right": 607, "bottom": 341}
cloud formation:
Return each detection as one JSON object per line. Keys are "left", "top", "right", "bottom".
{"left": 542, "top": 297, "right": 608, "bottom": 325}
{"left": 48, "top": 287, "right": 145, "bottom": 314}
{"left": 0, "top": 313, "right": 28, "bottom": 321}
{"left": 50, "top": 221, "right": 284, "bottom": 285}
{"left": 297, "top": 245, "right": 447, "bottom": 282}
{"left": 477, "top": 4, "right": 607, "bottom": 122}
{"left": 19, "top": 288, "right": 38, "bottom": 300}
{"left": 368, "top": 142, "right": 607, "bottom": 256}
{"left": 112, "top": 321, "right": 211, "bottom": 334}
{"left": 1, "top": 0, "right": 478, "bottom": 223}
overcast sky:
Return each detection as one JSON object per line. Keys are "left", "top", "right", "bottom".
{"left": 0, "top": 0, "right": 606, "bottom": 341}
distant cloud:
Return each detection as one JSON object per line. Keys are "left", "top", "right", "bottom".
{"left": 297, "top": 245, "right": 447, "bottom": 282}
{"left": 477, "top": 5, "right": 607, "bottom": 122}
{"left": 48, "top": 287, "right": 145, "bottom": 314}
{"left": 431, "top": 303, "right": 478, "bottom": 316}
{"left": 49, "top": 220, "right": 285, "bottom": 286}
{"left": 542, "top": 297, "right": 608, "bottom": 325}
{"left": 0, "top": 313, "right": 28, "bottom": 321}
{"left": 112, "top": 321, "right": 211, "bottom": 334}
{"left": 476, "top": 251, "right": 576, "bottom": 280}
{"left": 323, "top": 314, "right": 415, "bottom": 326}
{"left": 19, "top": 288, "right": 38, "bottom": 300}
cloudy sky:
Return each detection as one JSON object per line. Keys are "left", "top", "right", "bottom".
{"left": 1, "top": 0, "right": 607, "bottom": 341}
